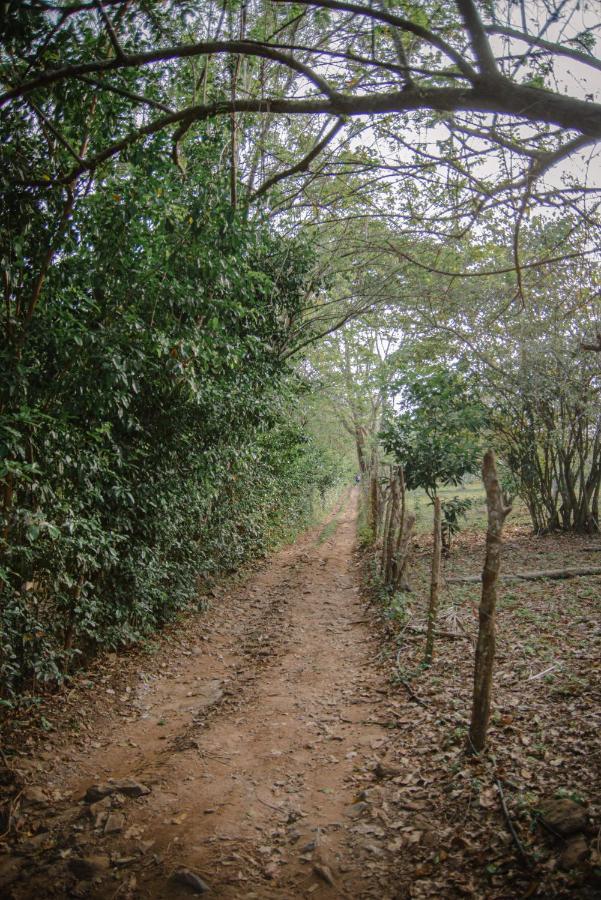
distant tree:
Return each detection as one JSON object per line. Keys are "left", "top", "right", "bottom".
{"left": 305, "top": 315, "right": 398, "bottom": 473}
{"left": 381, "top": 366, "right": 484, "bottom": 489}
{"left": 490, "top": 338, "right": 601, "bottom": 534}
{"left": 400, "top": 220, "right": 601, "bottom": 534}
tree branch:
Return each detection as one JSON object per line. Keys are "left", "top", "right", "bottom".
{"left": 271, "top": 0, "right": 478, "bottom": 79}
{"left": 487, "top": 24, "right": 601, "bottom": 74}
{"left": 95, "top": 0, "right": 125, "bottom": 59}
{"left": 0, "top": 40, "right": 336, "bottom": 107}
{"left": 385, "top": 242, "right": 598, "bottom": 279}
{"left": 250, "top": 117, "right": 345, "bottom": 202}
{"left": 75, "top": 74, "right": 173, "bottom": 113}
{"left": 454, "top": 0, "right": 498, "bottom": 76}
{"left": 26, "top": 98, "right": 84, "bottom": 164}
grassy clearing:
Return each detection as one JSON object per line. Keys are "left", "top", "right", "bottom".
{"left": 406, "top": 480, "right": 532, "bottom": 533}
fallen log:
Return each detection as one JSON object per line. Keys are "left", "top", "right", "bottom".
{"left": 447, "top": 565, "right": 601, "bottom": 584}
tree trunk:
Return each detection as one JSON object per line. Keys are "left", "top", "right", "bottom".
{"left": 468, "top": 450, "right": 512, "bottom": 753}
{"left": 355, "top": 425, "right": 369, "bottom": 474}
{"left": 424, "top": 497, "right": 442, "bottom": 665}
{"left": 368, "top": 452, "right": 380, "bottom": 534}
{"left": 393, "top": 512, "right": 415, "bottom": 592}
{"left": 383, "top": 471, "right": 401, "bottom": 584}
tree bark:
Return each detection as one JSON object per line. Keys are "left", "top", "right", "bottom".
{"left": 424, "top": 497, "right": 442, "bottom": 664}
{"left": 383, "top": 470, "right": 401, "bottom": 583}
{"left": 355, "top": 424, "right": 369, "bottom": 474}
{"left": 380, "top": 471, "right": 394, "bottom": 571}
{"left": 388, "top": 499, "right": 402, "bottom": 586}
{"left": 393, "top": 511, "right": 415, "bottom": 592}
{"left": 469, "top": 450, "right": 511, "bottom": 753}
{"left": 368, "top": 450, "right": 380, "bottom": 534}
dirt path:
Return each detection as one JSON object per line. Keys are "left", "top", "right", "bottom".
{"left": 3, "top": 488, "right": 404, "bottom": 899}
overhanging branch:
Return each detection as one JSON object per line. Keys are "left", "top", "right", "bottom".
{"left": 487, "top": 24, "right": 601, "bottom": 75}
{"left": 250, "top": 117, "right": 345, "bottom": 202}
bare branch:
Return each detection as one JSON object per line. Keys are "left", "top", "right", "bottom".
{"left": 487, "top": 24, "right": 601, "bottom": 75}
{"left": 250, "top": 118, "right": 345, "bottom": 202}
{"left": 454, "top": 0, "right": 499, "bottom": 76}
{"left": 385, "top": 243, "right": 599, "bottom": 280}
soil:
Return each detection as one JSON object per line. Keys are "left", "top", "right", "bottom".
{"left": 0, "top": 489, "right": 402, "bottom": 898}
{"left": 1, "top": 489, "right": 600, "bottom": 899}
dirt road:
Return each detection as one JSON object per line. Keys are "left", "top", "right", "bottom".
{"left": 4, "top": 488, "right": 404, "bottom": 899}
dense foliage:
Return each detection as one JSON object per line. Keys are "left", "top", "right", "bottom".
{"left": 370, "top": 216, "right": 601, "bottom": 536}
{"left": 380, "top": 367, "right": 484, "bottom": 497}
{"left": 490, "top": 340, "right": 601, "bottom": 534}
{"left": 1, "top": 118, "right": 344, "bottom": 698}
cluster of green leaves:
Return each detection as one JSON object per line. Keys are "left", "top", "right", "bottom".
{"left": 0, "top": 123, "right": 343, "bottom": 697}
{"left": 439, "top": 496, "right": 473, "bottom": 549}
{"left": 380, "top": 366, "right": 485, "bottom": 498}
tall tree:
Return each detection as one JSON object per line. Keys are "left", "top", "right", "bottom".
{"left": 304, "top": 314, "right": 398, "bottom": 472}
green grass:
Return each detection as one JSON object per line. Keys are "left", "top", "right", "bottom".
{"left": 406, "top": 480, "right": 532, "bottom": 533}
{"left": 317, "top": 516, "right": 340, "bottom": 544}
{"left": 315, "top": 484, "right": 350, "bottom": 544}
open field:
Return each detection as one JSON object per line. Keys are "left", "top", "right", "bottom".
{"left": 406, "top": 481, "right": 533, "bottom": 534}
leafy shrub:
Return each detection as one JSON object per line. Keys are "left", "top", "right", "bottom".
{"left": 380, "top": 367, "right": 484, "bottom": 497}
{"left": 441, "top": 496, "right": 473, "bottom": 550}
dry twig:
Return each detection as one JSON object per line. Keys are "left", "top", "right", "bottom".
{"left": 495, "top": 777, "right": 534, "bottom": 870}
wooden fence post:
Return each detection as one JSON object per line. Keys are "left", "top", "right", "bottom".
{"left": 393, "top": 512, "right": 415, "bottom": 591}
{"left": 424, "top": 497, "right": 442, "bottom": 664}
{"left": 368, "top": 453, "right": 380, "bottom": 535}
{"left": 468, "top": 450, "right": 512, "bottom": 753}
{"left": 383, "top": 471, "right": 401, "bottom": 582}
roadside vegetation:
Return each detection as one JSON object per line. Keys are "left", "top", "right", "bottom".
{"left": 1, "top": 3, "right": 600, "bottom": 896}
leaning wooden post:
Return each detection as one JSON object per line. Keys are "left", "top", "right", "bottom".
{"left": 367, "top": 452, "right": 380, "bottom": 534}
{"left": 384, "top": 471, "right": 401, "bottom": 583}
{"left": 397, "top": 467, "right": 406, "bottom": 544}
{"left": 468, "top": 450, "right": 512, "bottom": 753}
{"left": 380, "top": 499, "right": 390, "bottom": 574}
{"left": 386, "top": 483, "right": 401, "bottom": 584}
{"left": 393, "top": 512, "right": 415, "bottom": 592}
{"left": 424, "top": 497, "right": 442, "bottom": 664}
